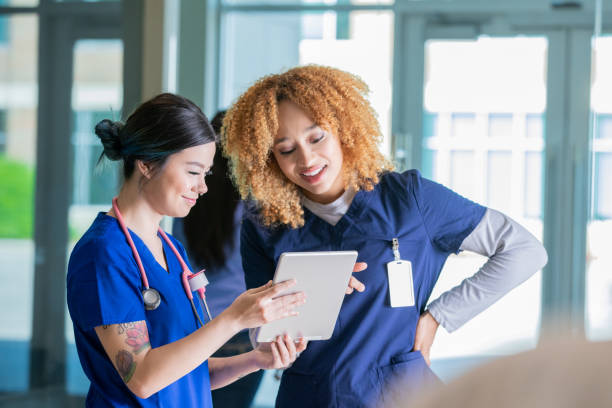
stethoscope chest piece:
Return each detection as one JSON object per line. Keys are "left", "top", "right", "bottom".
{"left": 142, "top": 287, "right": 161, "bottom": 310}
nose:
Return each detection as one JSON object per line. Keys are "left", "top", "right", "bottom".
{"left": 196, "top": 176, "right": 208, "bottom": 196}
{"left": 296, "top": 145, "right": 315, "bottom": 167}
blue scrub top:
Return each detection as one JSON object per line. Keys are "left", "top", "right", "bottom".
{"left": 67, "top": 213, "right": 213, "bottom": 408}
{"left": 241, "top": 170, "right": 486, "bottom": 407}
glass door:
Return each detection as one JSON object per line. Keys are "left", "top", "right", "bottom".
{"left": 65, "top": 36, "right": 123, "bottom": 395}
{"left": 390, "top": 13, "right": 560, "bottom": 378}
{"left": 423, "top": 36, "right": 547, "bottom": 360}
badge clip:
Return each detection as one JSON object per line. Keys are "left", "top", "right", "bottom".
{"left": 392, "top": 238, "right": 401, "bottom": 262}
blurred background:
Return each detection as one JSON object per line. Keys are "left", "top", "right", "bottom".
{"left": 0, "top": 0, "right": 610, "bottom": 406}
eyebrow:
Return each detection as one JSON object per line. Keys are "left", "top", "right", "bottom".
{"left": 274, "top": 124, "right": 320, "bottom": 146}
{"left": 186, "top": 161, "right": 205, "bottom": 168}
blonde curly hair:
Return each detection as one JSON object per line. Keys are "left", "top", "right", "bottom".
{"left": 221, "top": 65, "right": 393, "bottom": 228}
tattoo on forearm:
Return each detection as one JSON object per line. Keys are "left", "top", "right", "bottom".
{"left": 116, "top": 350, "right": 137, "bottom": 383}
{"left": 117, "top": 322, "right": 137, "bottom": 334}
{"left": 120, "top": 321, "right": 151, "bottom": 354}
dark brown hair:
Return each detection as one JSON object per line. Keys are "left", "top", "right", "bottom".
{"left": 95, "top": 93, "right": 216, "bottom": 179}
{"left": 182, "top": 111, "right": 240, "bottom": 268}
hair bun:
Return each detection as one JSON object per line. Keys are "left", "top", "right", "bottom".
{"left": 95, "top": 119, "right": 124, "bottom": 161}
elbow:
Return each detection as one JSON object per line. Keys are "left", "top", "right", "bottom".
{"left": 128, "top": 380, "right": 154, "bottom": 400}
{"left": 523, "top": 240, "right": 548, "bottom": 275}
{"left": 126, "top": 374, "right": 157, "bottom": 400}
{"left": 513, "top": 239, "right": 548, "bottom": 282}
{"left": 534, "top": 242, "right": 548, "bottom": 271}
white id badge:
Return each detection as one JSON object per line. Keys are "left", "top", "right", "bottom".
{"left": 387, "top": 260, "right": 415, "bottom": 307}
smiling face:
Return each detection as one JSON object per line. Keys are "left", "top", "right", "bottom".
{"left": 272, "top": 101, "right": 345, "bottom": 204}
{"left": 141, "top": 142, "right": 216, "bottom": 217}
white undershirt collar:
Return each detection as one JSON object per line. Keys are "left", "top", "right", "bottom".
{"left": 301, "top": 188, "right": 357, "bottom": 226}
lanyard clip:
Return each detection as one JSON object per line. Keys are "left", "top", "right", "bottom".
{"left": 392, "top": 238, "right": 400, "bottom": 261}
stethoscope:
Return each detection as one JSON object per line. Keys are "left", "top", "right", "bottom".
{"left": 112, "top": 197, "right": 212, "bottom": 327}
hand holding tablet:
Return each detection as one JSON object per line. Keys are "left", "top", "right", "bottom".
{"left": 254, "top": 251, "right": 360, "bottom": 343}
{"left": 346, "top": 261, "right": 367, "bottom": 294}
{"left": 226, "top": 279, "right": 306, "bottom": 330}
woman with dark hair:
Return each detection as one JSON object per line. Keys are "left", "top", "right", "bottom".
{"left": 173, "top": 110, "right": 264, "bottom": 408}
{"left": 66, "top": 94, "right": 306, "bottom": 408}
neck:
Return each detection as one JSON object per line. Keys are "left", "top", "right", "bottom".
{"left": 302, "top": 181, "right": 346, "bottom": 204}
{"left": 303, "top": 187, "right": 346, "bottom": 205}
{"left": 109, "top": 179, "right": 163, "bottom": 242}
{"left": 302, "top": 170, "right": 347, "bottom": 204}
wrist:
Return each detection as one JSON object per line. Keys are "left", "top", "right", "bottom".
{"left": 247, "top": 349, "right": 264, "bottom": 372}
{"left": 218, "top": 307, "right": 244, "bottom": 334}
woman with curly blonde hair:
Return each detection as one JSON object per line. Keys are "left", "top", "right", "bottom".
{"left": 223, "top": 65, "right": 547, "bottom": 407}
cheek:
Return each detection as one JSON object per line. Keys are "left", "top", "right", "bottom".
{"left": 165, "top": 174, "right": 189, "bottom": 194}
{"left": 325, "top": 142, "right": 343, "bottom": 167}
{"left": 274, "top": 155, "right": 294, "bottom": 178}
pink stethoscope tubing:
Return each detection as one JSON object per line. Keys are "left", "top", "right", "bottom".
{"left": 111, "top": 197, "right": 212, "bottom": 324}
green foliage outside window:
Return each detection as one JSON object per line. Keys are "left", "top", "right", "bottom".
{"left": 0, "top": 155, "right": 34, "bottom": 238}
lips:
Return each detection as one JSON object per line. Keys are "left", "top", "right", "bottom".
{"left": 300, "top": 165, "right": 327, "bottom": 184}
{"left": 183, "top": 196, "right": 197, "bottom": 206}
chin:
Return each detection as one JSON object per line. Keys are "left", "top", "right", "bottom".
{"left": 165, "top": 206, "right": 191, "bottom": 218}
{"left": 178, "top": 208, "right": 192, "bottom": 218}
{"left": 302, "top": 186, "right": 331, "bottom": 200}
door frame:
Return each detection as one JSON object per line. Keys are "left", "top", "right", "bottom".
{"left": 30, "top": 1, "right": 121, "bottom": 391}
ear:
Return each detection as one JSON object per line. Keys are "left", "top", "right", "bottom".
{"left": 136, "top": 160, "right": 154, "bottom": 179}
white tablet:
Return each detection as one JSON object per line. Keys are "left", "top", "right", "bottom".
{"left": 255, "top": 250, "right": 358, "bottom": 343}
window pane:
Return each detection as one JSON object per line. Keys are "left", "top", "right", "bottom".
{"left": 524, "top": 152, "right": 543, "bottom": 218}
{"left": 423, "top": 37, "right": 547, "bottom": 359}
{"left": 451, "top": 113, "right": 475, "bottom": 138}
{"left": 66, "top": 39, "right": 123, "bottom": 395}
{"left": 0, "top": 14, "right": 38, "bottom": 392}
{"left": 594, "top": 153, "right": 612, "bottom": 219}
{"left": 487, "top": 151, "right": 512, "bottom": 213}
{"left": 488, "top": 113, "right": 513, "bottom": 138}
{"left": 587, "top": 36, "right": 612, "bottom": 341}
{"left": 596, "top": 114, "right": 612, "bottom": 139}
{"left": 220, "top": 10, "right": 393, "bottom": 154}
{"left": 450, "top": 150, "right": 476, "bottom": 199}
{"left": 526, "top": 113, "right": 544, "bottom": 139}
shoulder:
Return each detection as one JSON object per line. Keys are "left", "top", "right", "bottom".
{"left": 240, "top": 201, "right": 295, "bottom": 251}
{"left": 241, "top": 204, "right": 271, "bottom": 243}
{"left": 374, "top": 169, "right": 424, "bottom": 204}
{"left": 67, "top": 214, "right": 136, "bottom": 286}
{"left": 69, "top": 214, "right": 126, "bottom": 264}
{"left": 379, "top": 169, "right": 422, "bottom": 190}
{"left": 379, "top": 169, "right": 460, "bottom": 202}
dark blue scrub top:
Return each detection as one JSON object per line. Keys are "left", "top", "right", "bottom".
{"left": 241, "top": 170, "right": 486, "bottom": 407}
{"left": 67, "top": 213, "right": 212, "bottom": 408}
